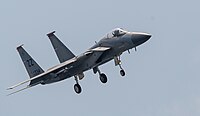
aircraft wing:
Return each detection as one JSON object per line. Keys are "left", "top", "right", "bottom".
{"left": 7, "top": 46, "right": 110, "bottom": 95}
{"left": 91, "top": 47, "right": 110, "bottom": 51}
{"left": 67, "top": 47, "right": 111, "bottom": 67}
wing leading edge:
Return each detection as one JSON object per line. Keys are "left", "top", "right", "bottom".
{"left": 7, "top": 53, "right": 78, "bottom": 95}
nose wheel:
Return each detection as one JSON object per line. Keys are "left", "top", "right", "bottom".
{"left": 114, "top": 55, "right": 126, "bottom": 77}
{"left": 120, "top": 69, "right": 125, "bottom": 76}
{"left": 119, "top": 64, "right": 125, "bottom": 76}
{"left": 74, "top": 76, "right": 82, "bottom": 94}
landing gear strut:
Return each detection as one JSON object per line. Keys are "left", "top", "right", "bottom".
{"left": 93, "top": 67, "right": 108, "bottom": 83}
{"left": 74, "top": 76, "right": 82, "bottom": 94}
{"left": 114, "top": 55, "right": 126, "bottom": 77}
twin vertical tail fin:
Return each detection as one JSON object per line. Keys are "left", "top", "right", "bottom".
{"left": 7, "top": 45, "right": 44, "bottom": 95}
{"left": 17, "top": 45, "right": 44, "bottom": 78}
{"left": 47, "top": 31, "right": 75, "bottom": 63}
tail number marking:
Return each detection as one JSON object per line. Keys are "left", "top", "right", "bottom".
{"left": 27, "top": 59, "right": 34, "bottom": 67}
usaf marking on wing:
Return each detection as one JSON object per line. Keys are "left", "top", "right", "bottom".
{"left": 7, "top": 28, "right": 151, "bottom": 95}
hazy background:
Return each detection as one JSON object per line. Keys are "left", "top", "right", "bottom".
{"left": 0, "top": 0, "right": 200, "bottom": 116}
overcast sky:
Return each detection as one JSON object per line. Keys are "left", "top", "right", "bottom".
{"left": 0, "top": 0, "right": 200, "bottom": 116}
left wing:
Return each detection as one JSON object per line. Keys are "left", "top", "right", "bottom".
{"left": 7, "top": 58, "right": 77, "bottom": 95}
{"left": 7, "top": 86, "right": 31, "bottom": 96}
{"left": 8, "top": 57, "right": 77, "bottom": 89}
{"left": 7, "top": 46, "right": 111, "bottom": 95}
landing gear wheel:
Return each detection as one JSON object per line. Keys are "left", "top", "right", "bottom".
{"left": 120, "top": 69, "right": 125, "bottom": 76}
{"left": 99, "top": 73, "right": 107, "bottom": 83}
{"left": 74, "top": 84, "right": 82, "bottom": 94}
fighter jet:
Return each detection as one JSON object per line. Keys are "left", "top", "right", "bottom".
{"left": 7, "top": 28, "right": 151, "bottom": 95}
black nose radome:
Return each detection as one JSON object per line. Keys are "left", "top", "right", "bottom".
{"left": 131, "top": 33, "right": 151, "bottom": 46}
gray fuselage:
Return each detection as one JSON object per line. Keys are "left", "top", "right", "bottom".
{"left": 43, "top": 29, "right": 151, "bottom": 84}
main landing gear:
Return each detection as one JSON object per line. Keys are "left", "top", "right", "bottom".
{"left": 73, "top": 55, "right": 126, "bottom": 94}
{"left": 73, "top": 67, "right": 108, "bottom": 94}
{"left": 93, "top": 67, "right": 108, "bottom": 83}
{"left": 114, "top": 55, "right": 126, "bottom": 77}
{"left": 100, "top": 73, "right": 107, "bottom": 83}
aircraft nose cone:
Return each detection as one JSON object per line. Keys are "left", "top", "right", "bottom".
{"left": 131, "top": 33, "right": 151, "bottom": 46}
{"left": 144, "top": 34, "right": 151, "bottom": 40}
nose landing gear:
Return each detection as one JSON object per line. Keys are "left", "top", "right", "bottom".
{"left": 114, "top": 55, "right": 126, "bottom": 77}
{"left": 119, "top": 66, "right": 125, "bottom": 76}
{"left": 74, "top": 76, "right": 82, "bottom": 94}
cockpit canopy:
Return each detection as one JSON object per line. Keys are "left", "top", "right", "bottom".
{"left": 103, "top": 28, "right": 128, "bottom": 39}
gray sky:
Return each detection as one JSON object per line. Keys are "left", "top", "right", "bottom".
{"left": 1, "top": 0, "right": 200, "bottom": 116}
